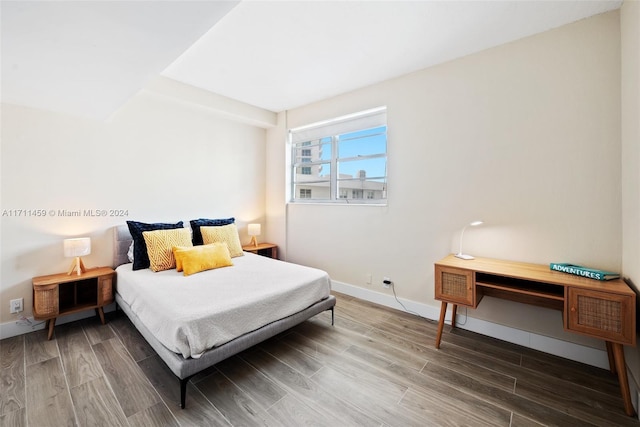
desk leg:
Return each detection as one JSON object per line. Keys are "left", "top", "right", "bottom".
{"left": 605, "top": 341, "right": 616, "bottom": 374}
{"left": 435, "top": 301, "right": 447, "bottom": 349}
{"left": 451, "top": 304, "right": 458, "bottom": 329}
{"left": 610, "top": 342, "right": 636, "bottom": 417}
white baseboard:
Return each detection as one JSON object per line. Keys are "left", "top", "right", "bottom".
{"left": 0, "top": 315, "right": 46, "bottom": 339}
{"left": 0, "top": 303, "right": 117, "bottom": 340}
{"left": 331, "top": 280, "right": 610, "bottom": 369}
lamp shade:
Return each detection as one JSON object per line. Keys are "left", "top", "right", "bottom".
{"left": 248, "top": 224, "right": 261, "bottom": 236}
{"left": 63, "top": 237, "right": 91, "bottom": 258}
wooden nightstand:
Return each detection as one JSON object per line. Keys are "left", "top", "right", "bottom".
{"left": 242, "top": 243, "right": 278, "bottom": 259}
{"left": 32, "top": 267, "right": 115, "bottom": 340}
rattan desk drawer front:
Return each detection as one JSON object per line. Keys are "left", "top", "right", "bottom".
{"left": 566, "top": 288, "right": 636, "bottom": 346}
{"left": 435, "top": 265, "right": 479, "bottom": 307}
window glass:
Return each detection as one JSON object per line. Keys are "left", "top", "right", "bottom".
{"left": 289, "top": 107, "right": 387, "bottom": 204}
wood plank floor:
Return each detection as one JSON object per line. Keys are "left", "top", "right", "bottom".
{"left": 1, "top": 292, "right": 637, "bottom": 426}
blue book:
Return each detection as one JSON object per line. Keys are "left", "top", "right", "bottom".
{"left": 550, "top": 263, "right": 620, "bottom": 281}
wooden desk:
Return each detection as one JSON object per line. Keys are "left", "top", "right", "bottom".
{"left": 434, "top": 255, "right": 637, "bottom": 417}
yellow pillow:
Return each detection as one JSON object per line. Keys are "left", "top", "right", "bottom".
{"left": 142, "top": 228, "right": 192, "bottom": 272}
{"left": 201, "top": 223, "right": 244, "bottom": 258}
{"left": 177, "top": 243, "right": 233, "bottom": 276}
{"left": 172, "top": 245, "right": 192, "bottom": 272}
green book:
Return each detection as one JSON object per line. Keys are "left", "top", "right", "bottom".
{"left": 549, "top": 263, "right": 619, "bottom": 281}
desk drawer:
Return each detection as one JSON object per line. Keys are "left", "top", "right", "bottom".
{"left": 566, "top": 288, "right": 636, "bottom": 346}
{"left": 435, "top": 265, "right": 480, "bottom": 307}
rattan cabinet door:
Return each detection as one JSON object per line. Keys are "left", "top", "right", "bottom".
{"left": 33, "top": 283, "right": 59, "bottom": 318}
{"left": 566, "top": 288, "right": 635, "bottom": 345}
{"left": 435, "top": 265, "right": 476, "bottom": 307}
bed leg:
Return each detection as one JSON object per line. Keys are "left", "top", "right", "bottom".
{"left": 180, "top": 377, "right": 190, "bottom": 409}
{"left": 331, "top": 307, "right": 335, "bottom": 326}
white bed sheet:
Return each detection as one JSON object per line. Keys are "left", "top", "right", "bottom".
{"left": 115, "top": 252, "right": 331, "bottom": 358}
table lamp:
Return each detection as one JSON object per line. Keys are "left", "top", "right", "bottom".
{"left": 455, "top": 221, "right": 483, "bottom": 260}
{"left": 248, "top": 224, "right": 261, "bottom": 247}
{"left": 64, "top": 237, "right": 91, "bottom": 275}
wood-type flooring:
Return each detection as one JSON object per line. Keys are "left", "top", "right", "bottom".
{"left": 1, "top": 292, "right": 637, "bottom": 426}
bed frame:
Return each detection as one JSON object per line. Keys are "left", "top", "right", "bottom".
{"left": 112, "top": 225, "right": 336, "bottom": 408}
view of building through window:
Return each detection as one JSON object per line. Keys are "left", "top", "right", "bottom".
{"left": 289, "top": 107, "right": 387, "bottom": 204}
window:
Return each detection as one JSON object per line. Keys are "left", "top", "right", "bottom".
{"left": 289, "top": 107, "right": 387, "bottom": 204}
{"left": 299, "top": 188, "right": 312, "bottom": 198}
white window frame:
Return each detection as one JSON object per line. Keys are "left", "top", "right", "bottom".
{"left": 289, "top": 106, "right": 387, "bottom": 205}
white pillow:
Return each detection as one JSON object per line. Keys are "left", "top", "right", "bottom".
{"left": 127, "top": 242, "right": 134, "bottom": 262}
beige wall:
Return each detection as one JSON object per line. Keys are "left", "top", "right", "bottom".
{"left": 622, "top": 0, "right": 640, "bottom": 300}
{"left": 267, "top": 11, "right": 622, "bottom": 350}
{"left": 0, "top": 88, "right": 268, "bottom": 328}
{"left": 621, "top": 0, "right": 640, "bottom": 390}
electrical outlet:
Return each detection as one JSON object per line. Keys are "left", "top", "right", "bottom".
{"left": 383, "top": 277, "right": 392, "bottom": 288}
{"left": 10, "top": 298, "right": 23, "bottom": 314}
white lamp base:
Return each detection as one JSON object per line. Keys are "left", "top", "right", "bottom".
{"left": 455, "top": 253, "right": 475, "bottom": 260}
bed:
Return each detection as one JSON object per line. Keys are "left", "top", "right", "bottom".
{"left": 112, "top": 224, "right": 336, "bottom": 408}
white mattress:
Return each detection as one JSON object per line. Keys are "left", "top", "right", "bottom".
{"left": 115, "top": 252, "right": 331, "bottom": 358}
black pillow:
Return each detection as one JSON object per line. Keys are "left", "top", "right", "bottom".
{"left": 190, "top": 217, "right": 235, "bottom": 245}
{"left": 126, "top": 220, "right": 184, "bottom": 270}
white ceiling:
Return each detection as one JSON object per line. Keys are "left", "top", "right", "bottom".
{"left": 1, "top": 1, "right": 623, "bottom": 120}
{"left": 0, "top": 1, "right": 240, "bottom": 120}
